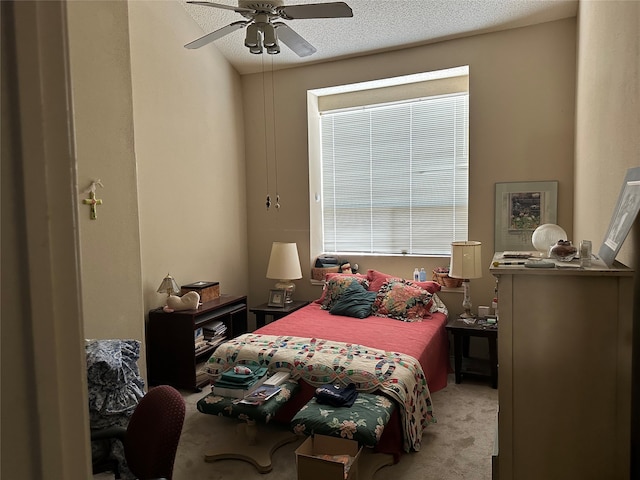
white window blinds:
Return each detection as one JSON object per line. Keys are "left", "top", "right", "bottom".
{"left": 320, "top": 93, "right": 469, "bottom": 256}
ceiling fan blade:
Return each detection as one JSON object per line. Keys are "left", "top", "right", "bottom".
{"left": 186, "top": 1, "right": 253, "bottom": 14}
{"left": 185, "top": 21, "right": 249, "bottom": 49}
{"left": 273, "top": 22, "right": 317, "bottom": 57}
{"left": 278, "top": 2, "right": 353, "bottom": 20}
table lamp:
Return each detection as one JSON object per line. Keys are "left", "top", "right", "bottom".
{"left": 266, "top": 242, "right": 302, "bottom": 304}
{"left": 449, "top": 241, "right": 482, "bottom": 318}
{"left": 157, "top": 273, "right": 180, "bottom": 299}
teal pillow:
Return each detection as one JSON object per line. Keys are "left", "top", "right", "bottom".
{"left": 329, "top": 281, "right": 377, "bottom": 318}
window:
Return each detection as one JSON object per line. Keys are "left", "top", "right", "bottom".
{"left": 311, "top": 69, "right": 469, "bottom": 256}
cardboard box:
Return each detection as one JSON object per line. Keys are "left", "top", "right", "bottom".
{"left": 295, "top": 434, "right": 362, "bottom": 480}
{"left": 180, "top": 281, "right": 220, "bottom": 303}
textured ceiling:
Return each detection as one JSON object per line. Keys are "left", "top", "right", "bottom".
{"left": 180, "top": 0, "right": 578, "bottom": 75}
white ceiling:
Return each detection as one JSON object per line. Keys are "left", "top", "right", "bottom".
{"left": 180, "top": 0, "right": 578, "bottom": 75}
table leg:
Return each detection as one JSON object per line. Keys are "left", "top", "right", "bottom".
{"left": 255, "top": 312, "right": 267, "bottom": 329}
{"left": 453, "top": 333, "right": 463, "bottom": 384}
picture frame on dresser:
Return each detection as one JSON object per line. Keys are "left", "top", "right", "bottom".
{"left": 598, "top": 166, "right": 640, "bottom": 267}
{"left": 494, "top": 180, "right": 558, "bottom": 252}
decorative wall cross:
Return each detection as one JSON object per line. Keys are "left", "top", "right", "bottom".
{"left": 82, "top": 179, "right": 104, "bottom": 220}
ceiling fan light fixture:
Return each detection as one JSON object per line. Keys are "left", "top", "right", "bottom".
{"left": 186, "top": 1, "right": 353, "bottom": 57}
{"left": 244, "top": 23, "right": 260, "bottom": 48}
{"left": 249, "top": 43, "right": 263, "bottom": 54}
{"left": 262, "top": 22, "right": 277, "bottom": 47}
{"left": 266, "top": 43, "right": 280, "bottom": 54}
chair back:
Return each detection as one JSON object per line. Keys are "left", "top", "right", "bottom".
{"left": 124, "top": 385, "right": 185, "bottom": 480}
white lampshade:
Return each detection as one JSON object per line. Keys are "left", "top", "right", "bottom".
{"left": 266, "top": 242, "right": 302, "bottom": 304}
{"left": 266, "top": 242, "right": 302, "bottom": 280}
{"left": 449, "top": 241, "right": 483, "bottom": 279}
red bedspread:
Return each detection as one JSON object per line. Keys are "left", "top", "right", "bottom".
{"left": 255, "top": 302, "right": 450, "bottom": 393}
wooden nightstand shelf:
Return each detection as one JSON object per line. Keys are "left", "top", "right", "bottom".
{"left": 146, "top": 294, "right": 247, "bottom": 391}
{"left": 250, "top": 300, "right": 310, "bottom": 329}
{"left": 446, "top": 317, "right": 498, "bottom": 389}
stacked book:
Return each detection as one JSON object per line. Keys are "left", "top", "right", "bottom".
{"left": 194, "top": 321, "right": 228, "bottom": 355}
{"left": 212, "top": 365, "right": 268, "bottom": 399}
{"left": 194, "top": 327, "right": 209, "bottom": 355}
{"left": 203, "top": 321, "right": 227, "bottom": 349}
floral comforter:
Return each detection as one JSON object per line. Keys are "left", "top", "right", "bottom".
{"left": 204, "top": 334, "right": 434, "bottom": 452}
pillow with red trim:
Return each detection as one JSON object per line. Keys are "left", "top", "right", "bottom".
{"left": 319, "top": 275, "right": 370, "bottom": 310}
{"left": 366, "top": 269, "right": 441, "bottom": 294}
{"left": 371, "top": 279, "right": 434, "bottom": 321}
{"left": 314, "top": 272, "right": 368, "bottom": 304}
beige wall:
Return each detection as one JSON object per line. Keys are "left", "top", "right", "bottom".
{"left": 128, "top": 1, "right": 248, "bottom": 318}
{"left": 67, "top": 1, "right": 145, "bottom": 345}
{"left": 574, "top": 0, "right": 640, "bottom": 268}
{"left": 243, "top": 19, "right": 577, "bottom": 319}
{"left": 66, "top": 0, "right": 248, "bottom": 379}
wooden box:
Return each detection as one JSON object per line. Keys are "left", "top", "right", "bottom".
{"left": 180, "top": 281, "right": 220, "bottom": 303}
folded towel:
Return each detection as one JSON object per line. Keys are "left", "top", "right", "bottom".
{"left": 315, "top": 383, "right": 358, "bottom": 407}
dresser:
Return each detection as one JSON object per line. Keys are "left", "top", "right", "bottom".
{"left": 490, "top": 254, "right": 633, "bottom": 480}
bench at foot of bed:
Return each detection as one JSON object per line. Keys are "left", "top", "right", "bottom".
{"left": 197, "top": 380, "right": 301, "bottom": 473}
{"left": 291, "top": 391, "right": 396, "bottom": 447}
{"left": 203, "top": 422, "right": 301, "bottom": 473}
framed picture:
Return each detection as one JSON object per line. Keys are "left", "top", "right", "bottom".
{"left": 495, "top": 181, "right": 558, "bottom": 252}
{"left": 598, "top": 166, "right": 640, "bottom": 267}
{"left": 267, "top": 289, "right": 286, "bottom": 307}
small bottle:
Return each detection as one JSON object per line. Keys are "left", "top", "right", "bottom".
{"left": 580, "top": 240, "right": 592, "bottom": 268}
{"left": 419, "top": 268, "right": 427, "bottom": 282}
{"left": 413, "top": 268, "right": 420, "bottom": 281}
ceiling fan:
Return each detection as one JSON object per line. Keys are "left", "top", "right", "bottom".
{"left": 184, "top": 1, "right": 353, "bottom": 56}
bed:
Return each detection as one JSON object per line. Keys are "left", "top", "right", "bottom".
{"left": 201, "top": 269, "right": 451, "bottom": 461}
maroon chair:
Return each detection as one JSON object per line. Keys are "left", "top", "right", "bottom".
{"left": 92, "top": 385, "right": 186, "bottom": 480}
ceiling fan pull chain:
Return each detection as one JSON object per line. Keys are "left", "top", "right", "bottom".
{"left": 271, "top": 56, "right": 280, "bottom": 210}
{"left": 262, "top": 54, "right": 271, "bottom": 210}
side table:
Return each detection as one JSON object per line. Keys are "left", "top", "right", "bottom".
{"left": 250, "top": 300, "right": 310, "bottom": 329}
{"left": 445, "top": 317, "right": 498, "bottom": 388}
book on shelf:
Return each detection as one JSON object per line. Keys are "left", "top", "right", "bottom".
{"left": 238, "top": 385, "right": 282, "bottom": 405}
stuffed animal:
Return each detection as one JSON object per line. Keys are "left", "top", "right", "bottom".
{"left": 163, "top": 291, "right": 200, "bottom": 312}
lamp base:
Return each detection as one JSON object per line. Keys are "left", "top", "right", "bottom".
{"left": 274, "top": 280, "right": 295, "bottom": 303}
{"left": 460, "top": 279, "right": 475, "bottom": 319}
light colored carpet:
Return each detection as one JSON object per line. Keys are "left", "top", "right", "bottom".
{"left": 170, "top": 374, "right": 498, "bottom": 480}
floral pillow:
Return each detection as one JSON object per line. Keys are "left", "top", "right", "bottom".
{"left": 372, "top": 279, "right": 433, "bottom": 321}
{"left": 320, "top": 275, "right": 370, "bottom": 310}
{"left": 314, "top": 273, "right": 368, "bottom": 305}
{"left": 366, "top": 269, "right": 441, "bottom": 294}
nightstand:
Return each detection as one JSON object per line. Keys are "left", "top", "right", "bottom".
{"left": 250, "top": 300, "right": 310, "bottom": 329}
{"left": 445, "top": 316, "right": 498, "bottom": 388}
